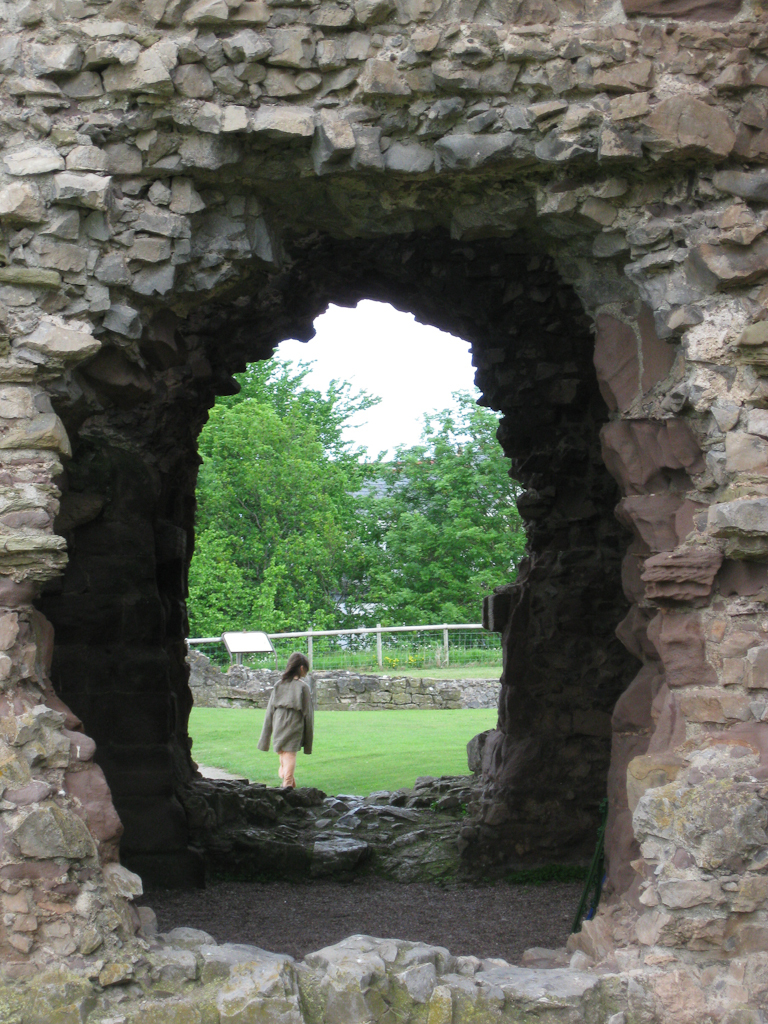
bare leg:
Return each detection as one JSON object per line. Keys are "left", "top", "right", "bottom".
{"left": 278, "top": 750, "right": 297, "bottom": 788}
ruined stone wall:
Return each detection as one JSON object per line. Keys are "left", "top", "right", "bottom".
{"left": 188, "top": 650, "right": 500, "bottom": 709}
{"left": 0, "top": 0, "right": 768, "bottom": 1001}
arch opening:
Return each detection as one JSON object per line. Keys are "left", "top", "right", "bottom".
{"left": 36, "top": 230, "right": 640, "bottom": 898}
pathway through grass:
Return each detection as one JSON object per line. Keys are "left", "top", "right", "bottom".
{"left": 190, "top": 707, "right": 496, "bottom": 795}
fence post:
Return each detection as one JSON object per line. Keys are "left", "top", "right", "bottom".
{"left": 377, "top": 623, "right": 383, "bottom": 668}
{"left": 443, "top": 625, "right": 449, "bottom": 667}
{"left": 308, "top": 629, "right": 313, "bottom": 671}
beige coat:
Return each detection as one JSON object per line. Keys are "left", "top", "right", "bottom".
{"left": 258, "top": 677, "right": 314, "bottom": 754}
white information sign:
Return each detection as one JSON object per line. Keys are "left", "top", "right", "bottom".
{"left": 221, "top": 631, "right": 275, "bottom": 654}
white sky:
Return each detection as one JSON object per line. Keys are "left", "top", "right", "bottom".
{"left": 277, "top": 300, "right": 477, "bottom": 458}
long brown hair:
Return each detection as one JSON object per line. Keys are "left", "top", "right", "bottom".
{"left": 280, "top": 651, "right": 309, "bottom": 684}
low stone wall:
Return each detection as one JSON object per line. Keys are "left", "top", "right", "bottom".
{"left": 180, "top": 774, "right": 477, "bottom": 883}
{"left": 0, "top": 930, "right": 664, "bottom": 1024}
{"left": 188, "top": 650, "right": 499, "bottom": 711}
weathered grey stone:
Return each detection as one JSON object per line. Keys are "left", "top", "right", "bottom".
{"left": 535, "top": 133, "right": 594, "bottom": 162}
{"left": 178, "top": 133, "right": 241, "bottom": 170}
{"left": 644, "top": 96, "right": 736, "bottom": 158}
{"left": 311, "top": 837, "right": 370, "bottom": 875}
{"left": 737, "top": 323, "right": 768, "bottom": 347}
{"left": 230, "top": 0, "right": 270, "bottom": 23}
{"left": 429, "top": 60, "right": 479, "bottom": 93}
{"left": 212, "top": 66, "right": 247, "bottom": 95}
{"left": 84, "top": 39, "right": 142, "bottom": 69}
{"left": 473, "top": 963, "right": 603, "bottom": 1018}
{"left": 355, "top": 0, "right": 396, "bottom": 22}
{"left": 726, "top": 431, "right": 768, "bottom": 472}
{"left": 383, "top": 142, "right": 434, "bottom": 173}
{"left": 216, "top": 953, "right": 301, "bottom": 1024}
{"left": 170, "top": 177, "right": 206, "bottom": 214}
{"left": 18, "top": 321, "right": 100, "bottom": 363}
{"left": 29, "top": 43, "right": 82, "bottom": 76}
{"left": 151, "top": 945, "right": 199, "bottom": 984}
{"left": 104, "top": 143, "right": 143, "bottom": 175}
{"left": 711, "top": 400, "right": 740, "bottom": 432}
{"left": 83, "top": 209, "right": 110, "bottom": 242}
{"left": 268, "top": 28, "right": 314, "bottom": 69}
{"left": 7, "top": 76, "right": 63, "bottom": 99}
{"left": 634, "top": 780, "right": 768, "bottom": 870}
{"left": 53, "top": 172, "right": 111, "bottom": 209}
{"left": 103, "top": 862, "right": 143, "bottom": 898}
{"left": 0, "top": 182, "right": 45, "bottom": 224}
{"left": 131, "top": 263, "right": 176, "bottom": 295}
{"left": 593, "top": 231, "right": 629, "bottom": 258}
{"left": 311, "top": 3, "right": 355, "bottom": 26}
{"left": 251, "top": 105, "right": 314, "bottom": 138}
{"left": 103, "top": 303, "right": 142, "bottom": 338}
{"left": 99, "top": 962, "right": 134, "bottom": 986}
{"left": 350, "top": 125, "right": 384, "bottom": 170}
{"left": 0, "top": 35, "right": 20, "bottom": 73}
{"left": 434, "top": 133, "right": 522, "bottom": 172}
{"left": 134, "top": 201, "right": 190, "bottom": 237}
{"left": 691, "top": 237, "right": 768, "bottom": 287}
{"left": 173, "top": 63, "right": 215, "bottom": 98}
{"left": 222, "top": 105, "right": 250, "bottom": 131}
{"left": 656, "top": 878, "right": 718, "bottom": 909}
{"left": 95, "top": 252, "right": 131, "bottom": 285}
{"left": 13, "top": 804, "right": 96, "bottom": 859}
{"left": 184, "top": 0, "right": 232, "bottom": 24}
{"left": 222, "top": 29, "right": 271, "bottom": 62}
{"left": 0, "top": 413, "right": 71, "bottom": 455}
{"left": 599, "top": 125, "right": 643, "bottom": 160}
{"left": 709, "top": 499, "right": 768, "bottom": 536}
{"left": 164, "top": 926, "right": 218, "bottom": 948}
{"left": 359, "top": 59, "right": 410, "bottom": 96}
{"left": 31, "top": 234, "right": 88, "bottom": 272}
{"left": 60, "top": 71, "right": 104, "bottom": 98}
{"left": 83, "top": 280, "right": 111, "bottom": 312}
{"left": 312, "top": 112, "right": 356, "bottom": 173}
{"left": 295, "top": 72, "right": 322, "bottom": 93}
{"left": 264, "top": 69, "right": 301, "bottom": 97}
{"left": 396, "top": 962, "right": 437, "bottom": 1003}
{"left": 3, "top": 146, "right": 65, "bottom": 176}
{"left": 713, "top": 170, "right": 768, "bottom": 202}
{"left": 200, "top": 943, "right": 280, "bottom": 983}
{"left": 747, "top": 409, "right": 768, "bottom": 438}
{"left": 610, "top": 92, "right": 650, "bottom": 121}
{"left": 102, "top": 40, "right": 178, "bottom": 94}
{"left": 147, "top": 181, "right": 172, "bottom": 206}
{"left": 65, "top": 146, "right": 109, "bottom": 173}
{"left": 127, "top": 236, "right": 173, "bottom": 263}
{"left": 0, "top": 387, "right": 37, "bottom": 420}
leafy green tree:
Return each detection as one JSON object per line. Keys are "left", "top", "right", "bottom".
{"left": 188, "top": 360, "right": 378, "bottom": 637}
{"left": 188, "top": 365, "right": 525, "bottom": 638}
{"left": 361, "top": 391, "right": 525, "bottom": 625}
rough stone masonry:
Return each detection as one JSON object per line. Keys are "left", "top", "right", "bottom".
{"left": 187, "top": 648, "right": 500, "bottom": 708}
{"left": 3, "top": 0, "right": 768, "bottom": 1016}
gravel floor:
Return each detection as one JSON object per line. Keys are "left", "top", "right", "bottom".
{"left": 138, "top": 878, "right": 582, "bottom": 964}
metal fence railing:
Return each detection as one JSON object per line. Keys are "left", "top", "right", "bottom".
{"left": 188, "top": 624, "right": 501, "bottom": 673}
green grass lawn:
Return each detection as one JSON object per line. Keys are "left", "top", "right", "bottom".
{"left": 189, "top": 707, "right": 497, "bottom": 795}
{"left": 366, "top": 666, "right": 501, "bottom": 680}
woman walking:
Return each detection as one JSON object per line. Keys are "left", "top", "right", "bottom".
{"left": 258, "top": 652, "right": 314, "bottom": 788}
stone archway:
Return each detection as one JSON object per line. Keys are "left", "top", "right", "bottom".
{"left": 37, "top": 231, "right": 639, "bottom": 891}
{"left": 1, "top": 0, "right": 768, "bottom": 1014}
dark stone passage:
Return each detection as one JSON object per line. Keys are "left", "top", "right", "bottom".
{"left": 38, "top": 231, "right": 635, "bottom": 886}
